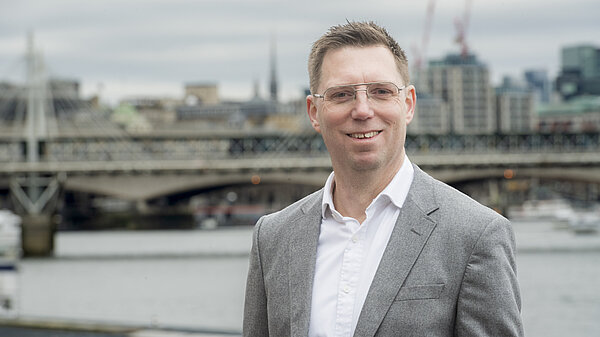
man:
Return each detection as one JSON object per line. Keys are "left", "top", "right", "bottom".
{"left": 244, "top": 21, "right": 523, "bottom": 337}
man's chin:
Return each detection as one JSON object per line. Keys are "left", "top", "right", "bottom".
{"left": 347, "top": 157, "right": 382, "bottom": 172}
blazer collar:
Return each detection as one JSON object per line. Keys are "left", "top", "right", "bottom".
{"left": 289, "top": 189, "right": 324, "bottom": 337}
{"left": 353, "top": 165, "right": 440, "bottom": 336}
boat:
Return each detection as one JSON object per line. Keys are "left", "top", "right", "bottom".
{"left": 508, "top": 198, "right": 575, "bottom": 222}
{"left": 568, "top": 209, "right": 600, "bottom": 235}
{"left": 0, "top": 209, "right": 21, "bottom": 317}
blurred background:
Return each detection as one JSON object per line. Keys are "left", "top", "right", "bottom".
{"left": 0, "top": 0, "right": 599, "bottom": 336}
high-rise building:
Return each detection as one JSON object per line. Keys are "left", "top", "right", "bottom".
{"left": 409, "top": 93, "right": 449, "bottom": 134}
{"left": 424, "top": 53, "right": 495, "bottom": 134}
{"left": 562, "top": 45, "right": 600, "bottom": 78}
{"left": 495, "top": 76, "right": 536, "bottom": 133}
{"left": 556, "top": 44, "right": 600, "bottom": 100}
{"left": 524, "top": 69, "right": 551, "bottom": 104}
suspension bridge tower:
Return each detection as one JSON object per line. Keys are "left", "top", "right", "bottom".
{"left": 9, "top": 33, "right": 62, "bottom": 256}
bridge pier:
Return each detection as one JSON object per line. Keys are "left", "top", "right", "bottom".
{"left": 21, "top": 214, "right": 55, "bottom": 257}
{"left": 135, "top": 199, "right": 150, "bottom": 214}
{"left": 590, "top": 184, "right": 599, "bottom": 203}
{"left": 9, "top": 175, "right": 61, "bottom": 257}
{"left": 488, "top": 179, "right": 500, "bottom": 211}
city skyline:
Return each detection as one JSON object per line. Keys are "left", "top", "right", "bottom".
{"left": 1, "top": 0, "right": 599, "bottom": 105}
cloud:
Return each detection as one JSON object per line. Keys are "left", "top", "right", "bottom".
{"left": 1, "top": 0, "right": 599, "bottom": 104}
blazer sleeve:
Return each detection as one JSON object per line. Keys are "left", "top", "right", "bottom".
{"left": 243, "top": 217, "right": 270, "bottom": 337}
{"left": 455, "top": 217, "right": 524, "bottom": 337}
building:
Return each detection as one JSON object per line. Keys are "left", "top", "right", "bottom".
{"left": 176, "top": 95, "right": 281, "bottom": 128}
{"left": 184, "top": 83, "right": 219, "bottom": 106}
{"left": 409, "top": 93, "right": 449, "bottom": 134}
{"left": 537, "top": 96, "right": 600, "bottom": 133}
{"left": 495, "top": 77, "right": 536, "bottom": 133}
{"left": 0, "top": 82, "right": 21, "bottom": 121}
{"left": 563, "top": 45, "right": 600, "bottom": 78}
{"left": 119, "top": 96, "right": 180, "bottom": 125}
{"left": 556, "top": 44, "right": 600, "bottom": 100}
{"left": 49, "top": 78, "right": 80, "bottom": 100}
{"left": 0, "top": 78, "right": 87, "bottom": 121}
{"left": 424, "top": 53, "right": 495, "bottom": 134}
{"left": 524, "top": 69, "right": 551, "bottom": 104}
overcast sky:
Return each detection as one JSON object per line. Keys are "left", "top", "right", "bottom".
{"left": 1, "top": 0, "right": 599, "bottom": 105}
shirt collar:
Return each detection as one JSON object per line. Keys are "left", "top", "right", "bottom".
{"left": 321, "top": 155, "right": 414, "bottom": 219}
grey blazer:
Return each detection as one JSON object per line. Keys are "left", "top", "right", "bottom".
{"left": 244, "top": 165, "right": 524, "bottom": 336}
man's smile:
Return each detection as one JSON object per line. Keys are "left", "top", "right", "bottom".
{"left": 347, "top": 131, "right": 381, "bottom": 139}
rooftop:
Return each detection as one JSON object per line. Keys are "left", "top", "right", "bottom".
{"left": 538, "top": 95, "right": 600, "bottom": 116}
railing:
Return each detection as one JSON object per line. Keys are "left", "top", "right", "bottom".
{"left": 1, "top": 132, "right": 599, "bottom": 174}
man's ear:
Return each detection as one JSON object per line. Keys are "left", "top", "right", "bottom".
{"left": 307, "top": 95, "right": 321, "bottom": 133}
{"left": 404, "top": 85, "right": 416, "bottom": 125}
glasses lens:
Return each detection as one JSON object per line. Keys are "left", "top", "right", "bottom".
{"left": 324, "top": 86, "right": 355, "bottom": 103}
{"left": 321, "top": 82, "right": 401, "bottom": 107}
{"left": 367, "top": 82, "right": 398, "bottom": 101}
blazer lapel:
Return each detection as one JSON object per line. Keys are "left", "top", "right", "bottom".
{"left": 353, "top": 166, "right": 439, "bottom": 337}
{"left": 289, "top": 190, "right": 323, "bottom": 336}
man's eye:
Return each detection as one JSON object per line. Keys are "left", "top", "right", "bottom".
{"left": 329, "top": 90, "right": 353, "bottom": 99}
{"left": 370, "top": 88, "right": 393, "bottom": 96}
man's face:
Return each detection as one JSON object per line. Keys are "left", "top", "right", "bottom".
{"left": 307, "top": 45, "right": 416, "bottom": 173}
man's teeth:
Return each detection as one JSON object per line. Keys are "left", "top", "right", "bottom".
{"left": 349, "top": 131, "right": 380, "bottom": 139}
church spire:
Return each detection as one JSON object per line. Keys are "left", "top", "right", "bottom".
{"left": 269, "top": 33, "right": 278, "bottom": 102}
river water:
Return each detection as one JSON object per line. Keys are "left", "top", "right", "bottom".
{"left": 7, "top": 221, "right": 600, "bottom": 336}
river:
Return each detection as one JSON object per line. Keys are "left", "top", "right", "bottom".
{"left": 7, "top": 220, "right": 600, "bottom": 336}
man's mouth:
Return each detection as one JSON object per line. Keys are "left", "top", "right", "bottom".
{"left": 348, "top": 131, "right": 381, "bottom": 139}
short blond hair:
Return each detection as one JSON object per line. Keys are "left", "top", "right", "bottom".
{"left": 308, "top": 21, "right": 410, "bottom": 93}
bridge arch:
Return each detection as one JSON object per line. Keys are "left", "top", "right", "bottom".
{"left": 63, "top": 171, "right": 330, "bottom": 202}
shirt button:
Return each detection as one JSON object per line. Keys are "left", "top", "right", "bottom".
{"left": 352, "top": 236, "right": 358, "bottom": 243}
{"left": 343, "top": 286, "right": 351, "bottom": 293}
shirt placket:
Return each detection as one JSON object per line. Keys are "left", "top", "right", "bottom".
{"left": 334, "top": 222, "right": 365, "bottom": 337}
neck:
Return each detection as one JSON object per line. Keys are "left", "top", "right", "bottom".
{"left": 331, "top": 160, "right": 403, "bottom": 223}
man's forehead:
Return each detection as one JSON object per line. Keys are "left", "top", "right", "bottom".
{"left": 322, "top": 44, "right": 392, "bottom": 60}
{"left": 319, "top": 46, "right": 402, "bottom": 88}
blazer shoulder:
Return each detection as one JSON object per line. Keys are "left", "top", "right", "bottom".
{"left": 416, "top": 173, "right": 515, "bottom": 267}
{"left": 256, "top": 188, "right": 323, "bottom": 235}
{"left": 435, "top": 177, "right": 502, "bottom": 219}
{"left": 418, "top": 170, "right": 509, "bottom": 236}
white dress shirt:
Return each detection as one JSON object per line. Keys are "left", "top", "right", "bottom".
{"left": 308, "top": 156, "right": 415, "bottom": 337}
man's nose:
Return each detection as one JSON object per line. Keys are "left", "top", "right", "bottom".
{"left": 351, "top": 89, "right": 373, "bottom": 120}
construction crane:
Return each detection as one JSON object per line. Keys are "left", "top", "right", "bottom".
{"left": 454, "top": 0, "right": 473, "bottom": 58}
{"left": 412, "top": 0, "right": 437, "bottom": 84}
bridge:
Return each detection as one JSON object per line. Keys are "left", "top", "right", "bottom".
{"left": 2, "top": 129, "right": 599, "bottom": 201}
{"left": 2, "top": 127, "right": 599, "bottom": 256}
